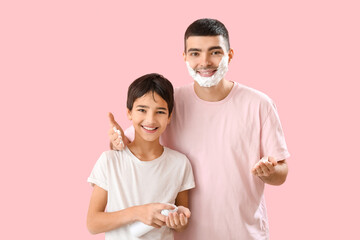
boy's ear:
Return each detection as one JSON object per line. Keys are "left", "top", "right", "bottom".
{"left": 167, "top": 113, "right": 172, "bottom": 124}
{"left": 126, "top": 108, "right": 132, "bottom": 121}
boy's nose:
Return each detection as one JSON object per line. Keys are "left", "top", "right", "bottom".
{"left": 145, "top": 112, "right": 156, "bottom": 123}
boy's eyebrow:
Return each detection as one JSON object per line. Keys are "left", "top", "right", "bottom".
{"left": 136, "top": 105, "right": 168, "bottom": 111}
{"left": 136, "top": 105, "right": 149, "bottom": 108}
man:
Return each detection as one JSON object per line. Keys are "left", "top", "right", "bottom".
{"left": 109, "top": 18, "right": 290, "bottom": 239}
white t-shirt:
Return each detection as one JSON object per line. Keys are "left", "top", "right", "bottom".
{"left": 126, "top": 82, "right": 290, "bottom": 240}
{"left": 88, "top": 147, "right": 195, "bottom": 240}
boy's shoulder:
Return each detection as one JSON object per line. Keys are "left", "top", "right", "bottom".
{"left": 164, "top": 147, "right": 190, "bottom": 164}
{"left": 98, "top": 150, "right": 129, "bottom": 165}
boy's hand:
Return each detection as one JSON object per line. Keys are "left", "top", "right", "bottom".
{"left": 108, "top": 112, "right": 128, "bottom": 150}
{"left": 251, "top": 156, "right": 278, "bottom": 177}
{"left": 135, "top": 203, "right": 175, "bottom": 228}
{"left": 165, "top": 206, "right": 191, "bottom": 231}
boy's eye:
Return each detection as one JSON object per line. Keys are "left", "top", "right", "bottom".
{"left": 157, "top": 111, "right": 166, "bottom": 114}
{"left": 137, "top": 109, "right": 146, "bottom": 113}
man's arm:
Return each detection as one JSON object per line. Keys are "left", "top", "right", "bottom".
{"left": 252, "top": 158, "right": 288, "bottom": 186}
{"left": 108, "top": 112, "right": 130, "bottom": 150}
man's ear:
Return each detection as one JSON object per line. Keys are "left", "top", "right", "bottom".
{"left": 228, "top": 48, "right": 234, "bottom": 63}
{"left": 126, "top": 108, "right": 132, "bottom": 121}
{"left": 183, "top": 52, "right": 186, "bottom": 62}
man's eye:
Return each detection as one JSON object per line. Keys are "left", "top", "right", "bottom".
{"left": 212, "top": 51, "right": 222, "bottom": 55}
{"left": 138, "top": 109, "right": 146, "bottom": 113}
{"left": 190, "top": 52, "right": 199, "bottom": 56}
{"left": 157, "top": 111, "right": 166, "bottom": 114}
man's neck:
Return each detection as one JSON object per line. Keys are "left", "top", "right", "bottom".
{"left": 127, "top": 137, "right": 164, "bottom": 161}
{"left": 193, "top": 79, "right": 234, "bottom": 102}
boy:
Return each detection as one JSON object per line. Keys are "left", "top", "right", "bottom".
{"left": 87, "top": 73, "right": 195, "bottom": 240}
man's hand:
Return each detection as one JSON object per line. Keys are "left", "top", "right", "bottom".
{"left": 251, "top": 156, "right": 278, "bottom": 177}
{"left": 165, "top": 206, "right": 191, "bottom": 232}
{"left": 135, "top": 203, "right": 175, "bottom": 228}
{"left": 252, "top": 157, "right": 288, "bottom": 185}
{"left": 108, "top": 112, "right": 129, "bottom": 150}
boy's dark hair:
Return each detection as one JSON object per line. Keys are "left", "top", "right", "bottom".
{"left": 184, "top": 18, "right": 230, "bottom": 51}
{"left": 127, "top": 73, "right": 174, "bottom": 116}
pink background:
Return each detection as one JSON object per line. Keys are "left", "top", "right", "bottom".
{"left": 1, "top": 0, "right": 359, "bottom": 239}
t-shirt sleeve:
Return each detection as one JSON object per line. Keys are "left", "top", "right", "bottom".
{"left": 260, "top": 101, "right": 290, "bottom": 161}
{"left": 87, "top": 152, "right": 109, "bottom": 191}
{"left": 179, "top": 157, "right": 196, "bottom": 192}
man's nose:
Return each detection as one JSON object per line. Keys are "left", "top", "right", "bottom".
{"left": 199, "top": 54, "right": 211, "bottom": 67}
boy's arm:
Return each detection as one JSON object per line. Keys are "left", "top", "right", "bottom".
{"left": 166, "top": 190, "right": 191, "bottom": 232}
{"left": 87, "top": 185, "right": 136, "bottom": 234}
{"left": 87, "top": 185, "right": 173, "bottom": 234}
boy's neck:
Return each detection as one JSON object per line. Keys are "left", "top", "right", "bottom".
{"left": 127, "top": 137, "right": 164, "bottom": 161}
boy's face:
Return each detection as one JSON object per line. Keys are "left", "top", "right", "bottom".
{"left": 183, "top": 35, "right": 233, "bottom": 78}
{"left": 127, "top": 92, "right": 171, "bottom": 143}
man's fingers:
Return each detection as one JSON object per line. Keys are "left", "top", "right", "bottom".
{"left": 108, "top": 112, "right": 120, "bottom": 129}
{"left": 108, "top": 112, "right": 115, "bottom": 126}
{"left": 268, "top": 156, "right": 278, "bottom": 166}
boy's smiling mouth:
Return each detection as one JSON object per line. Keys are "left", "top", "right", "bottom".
{"left": 141, "top": 125, "right": 159, "bottom": 132}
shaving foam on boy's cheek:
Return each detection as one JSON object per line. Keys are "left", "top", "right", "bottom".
{"left": 186, "top": 55, "right": 229, "bottom": 87}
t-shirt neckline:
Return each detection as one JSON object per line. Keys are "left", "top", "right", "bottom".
{"left": 125, "top": 146, "right": 167, "bottom": 165}
{"left": 190, "top": 81, "right": 238, "bottom": 105}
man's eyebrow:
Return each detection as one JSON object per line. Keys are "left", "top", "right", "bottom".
{"left": 187, "top": 46, "right": 223, "bottom": 52}
{"left": 157, "top": 107, "right": 168, "bottom": 111}
{"left": 208, "top": 46, "right": 223, "bottom": 51}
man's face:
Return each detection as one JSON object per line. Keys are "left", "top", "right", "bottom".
{"left": 184, "top": 36, "right": 232, "bottom": 78}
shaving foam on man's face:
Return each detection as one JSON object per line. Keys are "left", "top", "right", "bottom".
{"left": 186, "top": 55, "right": 229, "bottom": 88}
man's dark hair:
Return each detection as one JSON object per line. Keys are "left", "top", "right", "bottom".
{"left": 184, "top": 18, "right": 230, "bottom": 51}
{"left": 127, "top": 73, "right": 174, "bottom": 116}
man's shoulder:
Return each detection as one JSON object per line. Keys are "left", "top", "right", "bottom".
{"left": 174, "top": 83, "right": 193, "bottom": 97}
{"left": 234, "top": 82, "right": 271, "bottom": 100}
{"left": 233, "top": 82, "right": 275, "bottom": 107}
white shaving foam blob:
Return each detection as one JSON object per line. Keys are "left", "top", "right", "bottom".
{"left": 186, "top": 55, "right": 229, "bottom": 87}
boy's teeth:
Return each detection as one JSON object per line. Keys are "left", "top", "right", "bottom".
{"left": 143, "top": 126, "right": 156, "bottom": 130}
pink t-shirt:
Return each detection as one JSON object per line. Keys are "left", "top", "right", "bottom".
{"left": 126, "top": 82, "right": 290, "bottom": 240}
